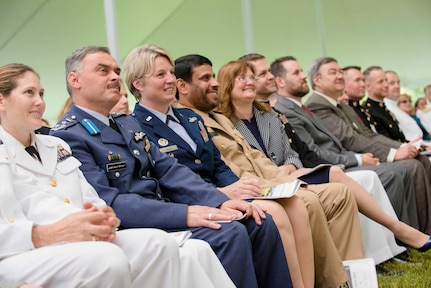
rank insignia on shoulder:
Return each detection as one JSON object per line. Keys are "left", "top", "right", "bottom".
{"left": 134, "top": 131, "right": 146, "bottom": 142}
{"left": 82, "top": 119, "right": 100, "bottom": 135}
{"left": 57, "top": 145, "right": 72, "bottom": 162}
{"left": 51, "top": 124, "right": 66, "bottom": 131}
{"left": 198, "top": 121, "right": 209, "bottom": 142}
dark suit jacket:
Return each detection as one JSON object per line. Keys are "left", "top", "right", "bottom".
{"left": 274, "top": 95, "right": 359, "bottom": 168}
{"left": 51, "top": 104, "right": 229, "bottom": 229}
{"left": 280, "top": 119, "right": 330, "bottom": 168}
{"left": 132, "top": 104, "right": 238, "bottom": 188}
{"left": 305, "top": 92, "right": 401, "bottom": 162}
{"left": 348, "top": 100, "right": 379, "bottom": 133}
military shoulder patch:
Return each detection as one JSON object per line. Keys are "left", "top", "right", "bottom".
{"left": 51, "top": 115, "right": 79, "bottom": 131}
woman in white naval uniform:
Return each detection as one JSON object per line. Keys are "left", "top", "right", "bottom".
{"left": 0, "top": 63, "right": 235, "bottom": 288}
{"left": 0, "top": 149, "right": 132, "bottom": 287}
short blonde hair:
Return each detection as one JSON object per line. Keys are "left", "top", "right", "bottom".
{"left": 123, "top": 44, "right": 174, "bottom": 100}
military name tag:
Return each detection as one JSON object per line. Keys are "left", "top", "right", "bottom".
{"left": 106, "top": 161, "right": 127, "bottom": 172}
{"left": 159, "top": 145, "right": 178, "bottom": 153}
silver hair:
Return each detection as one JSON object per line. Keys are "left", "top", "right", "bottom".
{"left": 65, "top": 46, "right": 110, "bottom": 96}
{"left": 308, "top": 57, "right": 338, "bottom": 90}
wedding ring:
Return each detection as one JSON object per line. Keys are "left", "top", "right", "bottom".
{"left": 208, "top": 213, "right": 212, "bottom": 221}
{"left": 92, "top": 235, "right": 99, "bottom": 241}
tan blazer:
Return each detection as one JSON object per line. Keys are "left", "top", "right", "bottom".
{"left": 189, "top": 108, "right": 363, "bottom": 288}
{"left": 191, "top": 110, "right": 299, "bottom": 188}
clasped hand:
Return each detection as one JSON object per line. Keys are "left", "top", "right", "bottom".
{"left": 186, "top": 199, "right": 266, "bottom": 229}
{"left": 56, "top": 202, "right": 119, "bottom": 242}
{"left": 395, "top": 143, "right": 419, "bottom": 160}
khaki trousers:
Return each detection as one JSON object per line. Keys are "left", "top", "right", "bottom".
{"left": 297, "top": 183, "right": 363, "bottom": 288}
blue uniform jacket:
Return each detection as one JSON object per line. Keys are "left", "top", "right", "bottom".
{"left": 132, "top": 104, "right": 239, "bottom": 188}
{"left": 51, "top": 104, "right": 229, "bottom": 230}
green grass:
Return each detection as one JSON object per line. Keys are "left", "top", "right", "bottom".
{"left": 377, "top": 249, "right": 431, "bottom": 287}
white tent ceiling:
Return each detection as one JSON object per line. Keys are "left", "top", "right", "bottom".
{"left": 1, "top": 0, "right": 430, "bottom": 123}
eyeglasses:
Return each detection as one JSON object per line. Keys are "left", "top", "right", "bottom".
{"left": 236, "top": 75, "right": 258, "bottom": 83}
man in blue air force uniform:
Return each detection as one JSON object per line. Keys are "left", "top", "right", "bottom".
{"left": 51, "top": 46, "right": 292, "bottom": 288}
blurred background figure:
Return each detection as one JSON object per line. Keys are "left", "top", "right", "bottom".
{"left": 424, "top": 85, "right": 431, "bottom": 108}
{"left": 338, "top": 91, "right": 349, "bottom": 105}
{"left": 397, "top": 94, "right": 431, "bottom": 141}
{"left": 111, "top": 80, "right": 131, "bottom": 114}
{"left": 56, "top": 97, "right": 72, "bottom": 121}
{"left": 415, "top": 97, "right": 431, "bottom": 135}
{"left": 41, "top": 118, "right": 50, "bottom": 127}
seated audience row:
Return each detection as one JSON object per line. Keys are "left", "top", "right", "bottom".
{"left": 2, "top": 43, "right": 431, "bottom": 288}
{"left": 0, "top": 63, "right": 237, "bottom": 287}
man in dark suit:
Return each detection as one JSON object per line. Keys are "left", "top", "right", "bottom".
{"left": 50, "top": 45, "right": 293, "bottom": 288}
{"left": 269, "top": 56, "right": 420, "bottom": 231}
{"left": 303, "top": 56, "right": 431, "bottom": 234}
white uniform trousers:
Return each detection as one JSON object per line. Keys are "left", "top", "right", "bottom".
{"left": 179, "top": 239, "right": 235, "bottom": 288}
{"left": 345, "top": 170, "right": 406, "bottom": 264}
{"left": 0, "top": 228, "right": 235, "bottom": 288}
{"left": 114, "top": 229, "right": 235, "bottom": 288}
{"left": 0, "top": 241, "right": 131, "bottom": 287}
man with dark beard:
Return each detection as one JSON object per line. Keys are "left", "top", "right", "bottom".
{"left": 269, "top": 56, "right": 421, "bottom": 233}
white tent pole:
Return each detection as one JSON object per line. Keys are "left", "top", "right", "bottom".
{"left": 241, "top": 0, "right": 254, "bottom": 53}
{"left": 314, "top": 0, "right": 327, "bottom": 56}
{"left": 103, "top": 0, "right": 120, "bottom": 65}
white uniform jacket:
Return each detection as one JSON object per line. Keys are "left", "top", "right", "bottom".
{"left": 0, "top": 126, "right": 105, "bottom": 224}
{"left": 0, "top": 145, "right": 35, "bottom": 260}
